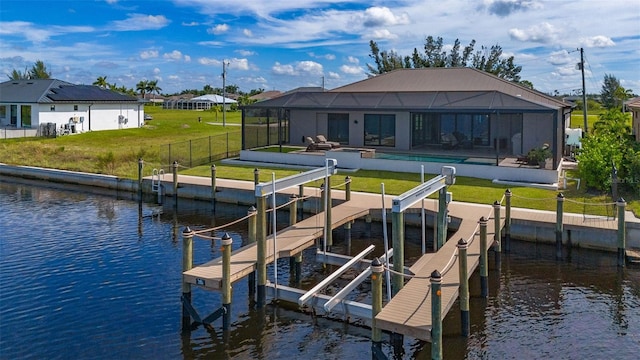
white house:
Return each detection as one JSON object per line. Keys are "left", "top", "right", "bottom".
{"left": 0, "top": 79, "right": 144, "bottom": 135}
{"left": 163, "top": 94, "right": 237, "bottom": 111}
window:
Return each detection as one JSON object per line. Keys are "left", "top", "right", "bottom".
{"left": 74, "top": 105, "right": 78, "bottom": 111}
{"left": 50, "top": 105, "right": 56, "bottom": 111}
{"left": 327, "top": 113, "right": 349, "bottom": 144}
{"left": 364, "top": 114, "right": 395, "bottom": 146}
{"left": 10, "top": 105, "right": 17, "bottom": 126}
{"left": 21, "top": 105, "right": 31, "bottom": 128}
{"left": 0, "top": 105, "right": 6, "bottom": 119}
{"left": 411, "top": 112, "right": 490, "bottom": 147}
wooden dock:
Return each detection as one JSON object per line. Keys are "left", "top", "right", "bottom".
{"left": 375, "top": 204, "right": 502, "bottom": 341}
{"left": 183, "top": 202, "right": 371, "bottom": 290}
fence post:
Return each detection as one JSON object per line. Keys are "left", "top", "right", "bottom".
{"left": 556, "top": 193, "right": 564, "bottom": 260}
{"left": 345, "top": 176, "right": 351, "bottom": 201}
{"left": 504, "top": 189, "right": 511, "bottom": 253}
{"left": 479, "top": 217, "right": 488, "bottom": 298}
{"left": 431, "top": 270, "right": 443, "bottom": 360}
{"left": 371, "top": 258, "right": 383, "bottom": 358}
{"left": 617, "top": 198, "right": 627, "bottom": 267}
{"left": 221, "top": 232, "right": 233, "bottom": 330}
{"left": 457, "top": 238, "right": 470, "bottom": 337}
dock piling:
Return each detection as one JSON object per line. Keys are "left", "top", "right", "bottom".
{"left": 256, "top": 195, "right": 267, "bottom": 307}
{"left": 181, "top": 227, "right": 194, "bottom": 330}
{"left": 617, "top": 198, "right": 626, "bottom": 267}
{"left": 556, "top": 193, "right": 564, "bottom": 260}
{"left": 436, "top": 188, "right": 447, "bottom": 250}
{"left": 172, "top": 161, "right": 179, "bottom": 208}
{"left": 138, "top": 158, "right": 143, "bottom": 202}
{"left": 457, "top": 238, "right": 470, "bottom": 337}
{"left": 504, "top": 189, "right": 511, "bottom": 253}
{"left": 431, "top": 270, "right": 443, "bottom": 360}
{"left": 247, "top": 207, "right": 257, "bottom": 297}
{"left": 391, "top": 211, "right": 405, "bottom": 296}
{"left": 345, "top": 221, "right": 352, "bottom": 255}
{"left": 371, "top": 258, "right": 383, "bottom": 357}
{"left": 345, "top": 176, "right": 351, "bottom": 201}
{"left": 492, "top": 201, "right": 501, "bottom": 267}
{"left": 479, "top": 217, "right": 488, "bottom": 298}
{"left": 211, "top": 165, "right": 217, "bottom": 212}
{"left": 221, "top": 233, "right": 232, "bottom": 330}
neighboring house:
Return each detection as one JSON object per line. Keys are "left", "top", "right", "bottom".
{"left": 163, "top": 94, "right": 237, "bottom": 111}
{"left": 242, "top": 68, "right": 572, "bottom": 170}
{"left": 0, "top": 79, "right": 143, "bottom": 134}
{"left": 627, "top": 96, "right": 640, "bottom": 142}
{"left": 249, "top": 90, "right": 283, "bottom": 102}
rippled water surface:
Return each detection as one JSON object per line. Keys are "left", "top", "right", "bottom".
{"left": 1, "top": 178, "right": 638, "bottom": 359}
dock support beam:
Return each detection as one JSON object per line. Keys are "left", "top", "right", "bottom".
{"left": 504, "top": 189, "right": 511, "bottom": 253}
{"left": 289, "top": 195, "right": 298, "bottom": 272}
{"left": 221, "top": 233, "right": 232, "bottom": 330}
{"left": 391, "top": 211, "right": 405, "bottom": 296}
{"left": 256, "top": 195, "right": 267, "bottom": 307}
{"left": 556, "top": 193, "right": 564, "bottom": 260}
{"left": 345, "top": 176, "right": 351, "bottom": 201}
{"left": 479, "top": 217, "right": 488, "bottom": 298}
{"left": 457, "top": 239, "right": 470, "bottom": 337}
{"left": 181, "top": 227, "right": 194, "bottom": 331}
{"left": 617, "top": 198, "right": 626, "bottom": 267}
{"left": 247, "top": 207, "right": 257, "bottom": 297}
{"left": 431, "top": 270, "right": 443, "bottom": 360}
{"left": 371, "top": 258, "right": 384, "bottom": 359}
{"left": 345, "top": 221, "right": 352, "bottom": 256}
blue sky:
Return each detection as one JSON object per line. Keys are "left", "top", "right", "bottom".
{"left": 1, "top": 0, "right": 638, "bottom": 95}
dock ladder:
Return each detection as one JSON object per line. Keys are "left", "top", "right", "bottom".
{"left": 152, "top": 168, "right": 165, "bottom": 203}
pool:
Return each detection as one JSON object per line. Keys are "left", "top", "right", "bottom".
{"left": 374, "top": 152, "right": 496, "bottom": 165}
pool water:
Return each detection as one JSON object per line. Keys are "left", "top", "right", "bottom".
{"left": 374, "top": 152, "right": 494, "bottom": 165}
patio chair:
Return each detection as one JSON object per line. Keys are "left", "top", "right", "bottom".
{"left": 441, "top": 133, "right": 459, "bottom": 149}
{"left": 315, "top": 135, "right": 341, "bottom": 148}
{"left": 305, "top": 136, "right": 332, "bottom": 151}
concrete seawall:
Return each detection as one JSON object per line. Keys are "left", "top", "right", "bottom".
{"left": 1, "top": 163, "right": 638, "bottom": 252}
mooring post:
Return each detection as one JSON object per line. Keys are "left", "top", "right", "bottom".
{"left": 247, "top": 206, "right": 257, "bottom": 297}
{"left": 617, "top": 198, "right": 627, "bottom": 267}
{"left": 221, "top": 232, "right": 232, "bottom": 330}
{"left": 436, "top": 188, "right": 447, "bottom": 250}
{"left": 298, "top": 184, "right": 304, "bottom": 221}
{"left": 325, "top": 176, "right": 333, "bottom": 250}
{"left": 345, "top": 176, "right": 351, "bottom": 201}
{"left": 556, "top": 193, "right": 565, "bottom": 260}
{"left": 391, "top": 211, "right": 405, "bottom": 296}
{"left": 431, "top": 269, "right": 443, "bottom": 360}
{"left": 365, "top": 214, "right": 372, "bottom": 238}
{"left": 289, "top": 195, "right": 298, "bottom": 271}
{"left": 254, "top": 168, "right": 260, "bottom": 185}
{"left": 457, "top": 239, "right": 470, "bottom": 337}
{"left": 138, "top": 158, "right": 143, "bottom": 202}
{"left": 181, "top": 227, "right": 194, "bottom": 330}
{"left": 172, "top": 161, "right": 179, "bottom": 209}
{"left": 492, "top": 200, "right": 501, "bottom": 268}
{"left": 371, "top": 257, "right": 383, "bottom": 358}
{"left": 344, "top": 221, "right": 352, "bottom": 256}
{"left": 479, "top": 217, "right": 488, "bottom": 298}
{"left": 504, "top": 189, "right": 512, "bottom": 253}
{"left": 211, "top": 164, "right": 217, "bottom": 211}
{"left": 256, "top": 195, "right": 267, "bottom": 307}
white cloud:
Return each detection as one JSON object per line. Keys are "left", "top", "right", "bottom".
{"left": 340, "top": 64, "right": 362, "bottom": 75}
{"left": 163, "top": 50, "right": 186, "bottom": 61}
{"left": 508, "top": 22, "right": 561, "bottom": 44}
{"left": 153, "top": 67, "right": 161, "bottom": 74}
{"left": 370, "top": 29, "right": 397, "bottom": 40}
{"left": 328, "top": 71, "right": 340, "bottom": 79}
{"left": 272, "top": 62, "right": 295, "bottom": 75}
{"left": 140, "top": 50, "right": 159, "bottom": 59}
{"left": 359, "top": 7, "right": 410, "bottom": 27}
{"left": 198, "top": 57, "right": 221, "bottom": 66}
{"left": 347, "top": 56, "right": 359, "bottom": 64}
{"left": 547, "top": 50, "right": 572, "bottom": 66}
{"left": 229, "top": 58, "right": 250, "bottom": 71}
{"left": 184, "top": 55, "right": 191, "bottom": 62}
{"left": 481, "top": 0, "right": 544, "bottom": 17}
{"left": 110, "top": 14, "right": 170, "bottom": 31}
{"left": 272, "top": 60, "right": 323, "bottom": 76}
{"left": 308, "top": 52, "right": 336, "bottom": 60}
{"left": 182, "top": 21, "right": 199, "bottom": 27}
{"left": 236, "top": 49, "right": 255, "bottom": 56}
{"left": 243, "top": 28, "right": 253, "bottom": 37}
{"left": 208, "top": 24, "right": 229, "bottom": 35}
{"left": 581, "top": 35, "right": 615, "bottom": 48}
{"left": 0, "top": 21, "right": 94, "bottom": 43}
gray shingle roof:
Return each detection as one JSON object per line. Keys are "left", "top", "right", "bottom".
{"left": 0, "top": 79, "right": 139, "bottom": 103}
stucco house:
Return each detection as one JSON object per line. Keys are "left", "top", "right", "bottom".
{"left": 627, "top": 96, "right": 640, "bottom": 142}
{"left": 241, "top": 68, "right": 574, "bottom": 184}
{"left": 0, "top": 79, "right": 143, "bottom": 135}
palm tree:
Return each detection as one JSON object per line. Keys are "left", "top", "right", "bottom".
{"left": 7, "top": 68, "right": 29, "bottom": 80}
{"left": 147, "top": 80, "right": 162, "bottom": 103}
{"left": 93, "top": 76, "right": 109, "bottom": 88}
{"left": 136, "top": 80, "right": 149, "bottom": 99}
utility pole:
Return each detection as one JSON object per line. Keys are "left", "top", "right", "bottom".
{"left": 579, "top": 48, "right": 588, "bottom": 133}
{"left": 222, "top": 61, "right": 228, "bottom": 127}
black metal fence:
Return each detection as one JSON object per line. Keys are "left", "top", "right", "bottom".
{"left": 162, "top": 131, "right": 241, "bottom": 168}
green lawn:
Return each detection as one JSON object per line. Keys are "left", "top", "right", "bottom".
{"left": 1, "top": 107, "right": 637, "bottom": 217}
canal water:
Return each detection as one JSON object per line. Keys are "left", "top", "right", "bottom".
{"left": 1, "top": 178, "right": 638, "bottom": 359}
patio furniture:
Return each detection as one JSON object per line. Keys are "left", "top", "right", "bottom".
{"left": 305, "top": 136, "right": 332, "bottom": 151}
{"left": 315, "top": 135, "right": 341, "bottom": 148}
